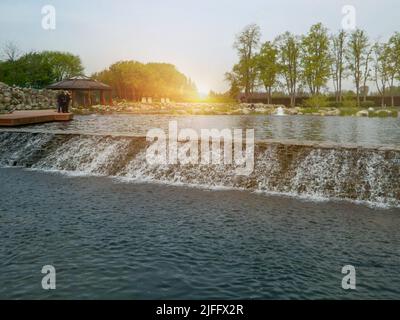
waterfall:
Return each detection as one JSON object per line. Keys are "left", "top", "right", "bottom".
{"left": 275, "top": 107, "right": 285, "bottom": 116}
{"left": 0, "top": 131, "right": 399, "bottom": 208}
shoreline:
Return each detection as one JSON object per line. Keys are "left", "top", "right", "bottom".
{"left": 70, "top": 102, "right": 400, "bottom": 118}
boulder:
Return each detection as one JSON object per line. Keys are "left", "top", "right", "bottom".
{"left": 356, "top": 110, "right": 369, "bottom": 117}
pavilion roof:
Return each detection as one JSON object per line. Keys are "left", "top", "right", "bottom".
{"left": 47, "top": 76, "right": 111, "bottom": 91}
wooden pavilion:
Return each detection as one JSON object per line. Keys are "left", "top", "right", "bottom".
{"left": 47, "top": 76, "right": 112, "bottom": 107}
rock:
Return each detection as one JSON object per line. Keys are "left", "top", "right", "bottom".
{"left": 356, "top": 110, "right": 369, "bottom": 117}
{"left": 0, "top": 83, "right": 56, "bottom": 111}
{"left": 376, "top": 110, "right": 391, "bottom": 117}
{"left": 326, "top": 109, "right": 340, "bottom": 116}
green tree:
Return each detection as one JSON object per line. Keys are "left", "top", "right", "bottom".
{"left": 0, "top": 50, "right": 84, "bottom": 88}
{"left": 41, "top": 51, "right": 83, "bottom": 82}
{"left": 331, "top": 30, "right": 346, "bottom": 102}
{"left": 301, "top": 23, "right": 331, "bottom": 95}
{"left": 346, "top": 29, "right": 371, "bottom": 107}
{"left": 93, "top": 60, "right": 197, "bottom": 101}
{"left": 256, "top": 41, "right": 279, "bottom": 104}
{"left": 227, "top": 24, "right": 261, "bottom": 101}
{"left": 373, "top": 43, "right": 391, "bottom": 107}
{"left": 275, "top": 32, "right": 301, "bottom": 107}
{"left": 224, "top": 70, "right": 241, "bottom": 99}
{"left": 386, "top": 32, "right": 400, "bottom": 106}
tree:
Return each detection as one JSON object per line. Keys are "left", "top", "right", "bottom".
{"left": 42, "top": 51, "right": 83, "bottom": 82}
{"left": 275, "top": 32, "right": 301, "bottom": 107}
{"left": 225, "top": 70, "right": 241, "bottom": 99}
{"left": 256, "top": 41, "right": 279, "bottom": 104}
{"left": 386, "top": 32, "right": 400, "bottom": 106}
{"left": 373, "top": 43, "right": 391, "bottom": 107}
{"left": 361, "top": 46, "right": 373, "bottom": 103}
{"left": 0, "top": 50, "right": 84, "bottom": 88}
{"left": 1, "top": 41, "right": 21, "bottom": 62}
{"left": 301, "top": 23, "right": 331, "bottom": 95}
{"left": 346, "top": 29, "right": 371, "bottom": 107}
{"left": 230, "top": 24, "right": 261, "bottom": 101}
{"left": 331, "top": 30, "right": 346, "bottom": 102}
{"left": 93, "top": 60, "right": 197, "bottom": 101}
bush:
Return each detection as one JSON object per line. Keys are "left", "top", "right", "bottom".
{"left": 339, "top": 107, "right": 359, "bottom": 116}
{"left": 341, "top": 98, "right": 357, "bottom": 108}
{"left": 302, "top": 95, "right": 329, "bottom": 108}
{"left": 360, "top": 101, "right": 376, "bottom": 109}
{"left": 326, "top": 101, "right": 344, "bottom": 108}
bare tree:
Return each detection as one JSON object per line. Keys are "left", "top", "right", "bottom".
{"left": 2, "top": 41, "right": 21, "bottom": 62}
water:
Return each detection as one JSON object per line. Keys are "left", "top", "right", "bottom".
{"left": 1, "top": 114, "right": 399, "bottom": 146}
{"left": 1, "top": 115, "right": 399, "bottom": 299}
{"left": 0, "top": 131, "right": 399, "bottom": 207}
{"left": 275, "top": 107, "right": 285, "bottom": 116}
{"left": 0, "top": 168, "right": 399, "bottom": 300}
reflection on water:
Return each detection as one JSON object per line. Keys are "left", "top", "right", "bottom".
{"left": 3, "top": 114, "right": 399, "bottom": 146}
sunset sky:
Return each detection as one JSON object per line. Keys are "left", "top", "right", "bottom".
{"left": 1, "top": 0, "right": 399, "bottom": 94}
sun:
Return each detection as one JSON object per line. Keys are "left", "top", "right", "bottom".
{"left": 196, "top": 83, "right": 211, "bottom": 96}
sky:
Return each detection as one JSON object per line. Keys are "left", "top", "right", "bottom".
{"left": 1, "top": 0, "right": 399, "bottom": 94}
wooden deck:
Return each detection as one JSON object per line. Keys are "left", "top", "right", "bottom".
{"left": 0, "top": 110, "right": 73, "bottom": 127}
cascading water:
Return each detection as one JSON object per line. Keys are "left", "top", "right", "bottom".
{"left": 0, "top": 131, "right": 399, "bottom": 208}
{"left": 275, "top": 107, "right": 285, "bottom": 116}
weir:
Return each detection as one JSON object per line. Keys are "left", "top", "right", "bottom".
{"left": 0, "top": 130, "right": 399, "bottom": 208}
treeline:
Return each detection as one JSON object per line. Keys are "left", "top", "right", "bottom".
{"left": 0, "top": 42, "right": 198, "bottom": 102}
{"left": 226, "top": 24, "right": 400, "bottom": 107}
{"left": 92, "top": 61, "right": 198, "bottom": 102}
{"left": 0, "top": 42, "right": 83, "bottom": 88}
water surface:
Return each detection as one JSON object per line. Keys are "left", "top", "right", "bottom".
{"left": 1, "top": 114, "right": 399, "bottom": 146}
{"left": 1, "top": 168, "right": 399, "bottom": 299}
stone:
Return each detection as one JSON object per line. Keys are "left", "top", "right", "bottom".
{"left": 356, "top": 110, "right": 369, "bottom": 117}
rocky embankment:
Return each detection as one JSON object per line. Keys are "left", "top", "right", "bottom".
{"left": 0, "top": 82, "right": 57, "bottom": 114}
{"left": 75, "top": 101, "right": 398, "bottom": 117}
